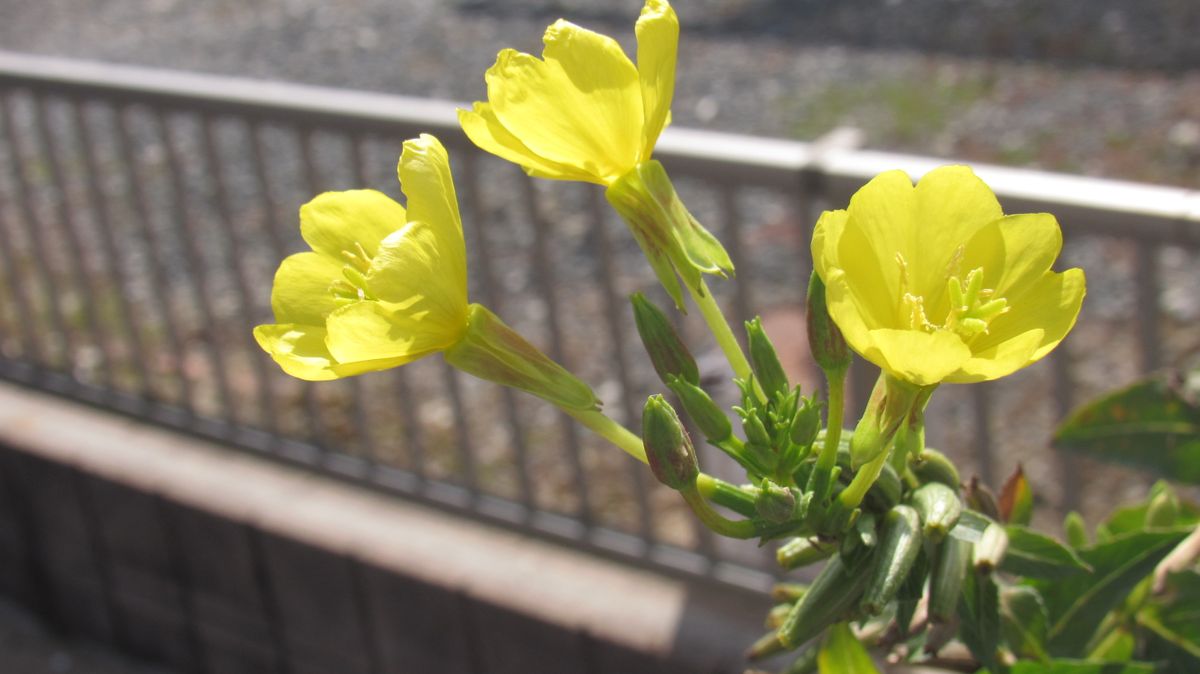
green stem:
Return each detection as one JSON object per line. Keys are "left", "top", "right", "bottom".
{"left": 815, "top": 367, "right": 847, "bottom": 473}
{"left": 681, "top": 485, "right": 758, "bottom": 538}
{"left": 565, "top": 408, "right": 647, "bottom": 463}
{"left": 696, "top": 474, "right": 758, "bottom": 518}
{"left": 839, "top": 447, "right": 890, "bottom": 509}
{"left": 687, "top": 280, "right": 765, "bottom": 402}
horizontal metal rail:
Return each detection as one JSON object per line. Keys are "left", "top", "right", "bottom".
{"left": 0, "top": 50, "right": 1196, "bottom": 592}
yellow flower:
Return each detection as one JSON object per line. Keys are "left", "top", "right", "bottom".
{"left": 253, "top": 134, "right": 469, "bottom": 381}
{"left": 458, "top": 0, "right": 678, "bottom": 186}
{"left": 813, "top": 165, "right": 1086, "bottom": 388}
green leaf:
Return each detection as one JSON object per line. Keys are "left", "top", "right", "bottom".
{"left": 1055, "top": 373, "right": 1200, "bottom": 484}
{"left": 1002, "top": 525, "right": 1092, "bottom": 579}
{"left": 1137, "top": 571, "right": 1200, "bottom": 661}
{"left": 958, "top": 571, "right": 1000, "bottom": 671}
{"left": 1039, "top": 528, "right": 1190, "bottom": 655}
{"left": 816, "top": 622, "right": 880, "bottom": 674}
{"left": 999, "top": 464, "right": 1034, "bottom": 526}
{"left": 1001, "top": 584, "right": 1050, "bottom": 660}
{"left": 1011, "top": 659, "right": 1156, "bottom": 674}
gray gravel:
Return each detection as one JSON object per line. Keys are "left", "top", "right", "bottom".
{"left": 2, "top": 0, "right": 1199, "bottom": 186}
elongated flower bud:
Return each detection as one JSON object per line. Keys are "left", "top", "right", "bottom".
{"left": 928, "top": 537, "right": 971, "bottom": 623}
{"left": 746, "top": 317, "right": 790, "bottom": 399}
{"left": 910, "top": 482, "right": 963, "bottom": 543}
{"left": 974, "top": 522, "right": 1009, "bottom": 574}
{"left": 1063, "top": 511, "right": 1089, "bottom": 548}
{"left": 776, "top": 537, "right": 835, "bottom": 570}
{"left": 642, "top": 395, "right": 698, "bottom": 490}
{"left": 666, "top": 375, "right": 731, "bottom": 443}
{"left": 788, "top": 397, "right": 821, "bottom": 447}
{"left": 805, "top": 270, "right": 852, "bottom": 374}
{"left": 910, "top": 448, "right": 961, "bottom": 488}
{"left": 631, "top": 292, "right": 700, "bottom": 386}
{"left": 861, "top": 505, "right": 923, "bottom": 615}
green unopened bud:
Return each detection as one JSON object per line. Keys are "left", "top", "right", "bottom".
{"left": 746, "top": 317, "right": 790, "bottom": 399}
{"left": 666, "top": 375, "right": 731, "bottom": 443}
{"left": 607, "top": 161, "right": 734, "bottom": 310}
{"left": 862, "top": 504, "right": 923, "bottom": 615}
{"left": 642, "top": 395, "right": 698, "bottom": 490}
{"left": 964, "top": 476, "right": 1001, "bottom": 521}
{"left": 445, "top": 304, "right": 599, "bottom": 411}
{"left": 805, "top": 270, "right": 852, "bottom": 374}
{"left": 973, "top": 522, "right": 1009, "bottom": 574}
{"left": 789, "top": 397, "right": 821, "bottom": 447}
{"left": 776, "top": 537, "right": 835, "bottom": 570}
{"left": 910, "top": 448, "right": 961, "bottom": 488}
{"left": 1146, "top": 486, "right": 1180, "bottom": 529}
{"left": 631, "top": 292, "right": 699, "bottom": 386}
{"left": 740, "top": 408, "right": 773, "bottom": 449}
{"left": 910, "top": 482, "right": 962, "bottom": 543}
{"left": 755, "top": 479, "right": 798, "bottom": 524}
{"left": 1063, "top": 511, "right": 1089, "bottom": 548}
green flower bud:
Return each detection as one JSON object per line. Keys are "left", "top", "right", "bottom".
{"left": 788, "top": 397, "right": 821, "bottom": 447}
{"left": 1063, "top": 511, "right": 1089, "bottom": 548}
{"left": 746, "top": 317, "right": 790, "bottom": 399}
{"left": 630, "top": 292, "right": 700, "bottom": 386}
{"left": 666, "top": 375, "right": 732, "bottom": 444}
{"left": 861, "top": 504, "right": 923, "bottom": 616}
{"left": 910, "top": 482, "right": 963, "bottom": 544}
{"left": 1146, "top": 486, "right": 1180, "bottom": 529}
{"left": 910, "top": 448, "right": 961, "bottom": 488}
{"left": 740, "top": 408, "right": 773, "bottom": 449}
{"left": 641, "top": 395, "right": 698, "bottom": 490}
{"left": 974, "top": 522, "right": 1009, "bottom": 574}
{"left": 755, "top": 479, "right": 798, "bottom": 524}
{"left": 776, "top": 537, "right": 835, "bottom": 571}
{"left": 806, "top": 270, "right": 852, "bottom": 374}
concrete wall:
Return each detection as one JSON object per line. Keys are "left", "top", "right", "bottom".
{"left": 0, "top": 381, "right": 773, "bottom": 674}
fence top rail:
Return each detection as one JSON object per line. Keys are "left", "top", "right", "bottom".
{"left": 1, "top": 49, "right": 1197, "bottom": 244}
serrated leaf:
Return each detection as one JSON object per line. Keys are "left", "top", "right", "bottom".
{"left": 1002, "top": 525, "right": 1092, "bottom": 579}
{"left": 999, "top": 464, "right": 1034, "bottom": 525}
{"left": 1000, "top": 584, "right": 1049, "bottom": 660}
{"left": 1055, "top": 374, "right": 1200, "bottom": 484}
{"left": 1011, "top": 659, "right": 1156, "bottom": 674}
{"left": 1039, "top": 528, "right": 1190, "bottom": 654}
{"left": 816, "top": 622, "right": 880, "bottom": 674}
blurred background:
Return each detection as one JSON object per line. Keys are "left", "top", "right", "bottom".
{"left": 0, "top": 1, "right": 1197, "bottom": 672}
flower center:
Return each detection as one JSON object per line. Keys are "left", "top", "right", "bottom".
{"left": 896, "top": 253, "right": 1008, "bottom": 343}
{"left": 329, "top": 242, "right": 378, "bottom": 305}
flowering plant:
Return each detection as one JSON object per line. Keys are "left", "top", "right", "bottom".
{"left": 254, "top": 1, "right": 1200, "bottom": 671}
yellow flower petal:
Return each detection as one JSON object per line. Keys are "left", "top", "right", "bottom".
{"left": 457, "top": 103, "right": 596, "bottom": 182}
{"left": 366, "top": 221, "right": 469, "bottom": 329}
{"left": 324, "top": 300, "right": 458, "bottom": 365}
{"left": 945, "top": 328, "right": 1044, "bottom": 384}
{"left": 269, "top": 251, "right": 343, "bottom": 326}
{"left": 959, "top": 212, "right": 1063, "bottom": 300}
{"left": 842, "top": 170, "right": 915, "bottom": 303}
{"left": 396, "top": 134, "right": 468, "bottom": 300}
{"left": 635, "top": 0, "right": 678, "bottom": 160}
{"left": 486, "top": 20, "right": 642, "bottom": 183}
{"left": 299, "top": 189, "right": 406, "bottom": 260}
{"left": 868, "top": 328, "right": 972, "bottom": 387}
{"left": 811, "top": 208, "right": 847, "bottom": 281}
{"left": 253, "top": 323, "right": 408, "bottom": 381}
{"left": 909, "top": 166, "right": 1003, "bottom": 301}
{"left": 973, "top": 267, "right": 1086, "bottom": 363}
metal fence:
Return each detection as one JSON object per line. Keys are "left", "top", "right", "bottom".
{"left": 1, "top": 50, "right": 1198, "bottom": 592}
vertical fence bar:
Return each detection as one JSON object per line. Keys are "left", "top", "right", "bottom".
{"left": 0, "top": 91, "right": 73, "bottom": 370}
{"left": 114, "top": 104, "right": 194, "bottom": 409}
{"left": 155, "top": 108, "right": 236, "bottom": 425}
{"left": 0, "top": 130, "right": 41, "bottom": 363}
{"left": 31, "top": 93, "right": 115, "bottom": 389}
{"left": 460, "top": 152, "right": 535, "bottom": 511}
{"left": 970, "top": 384, "right": 995, "bottom": 487}
{"left": 345, "top": 133, "right": 381, "bottom": 465}
{"left": 199, "top": 112, "right": 278, "bottom": 434}
{"left": 1051, "top": 347, "right": 1081, "bottom": 511}
{"left": 520, "top": 175, "right": 592, "bottom": 525}
{"left": 585, "top": 186, "right": 654, "bottom": 546}
{"left": 719, "top": 185, "right": 754, "bottom": 328}
{"left": 1134, "top": 240, "right": 1162, "bottom": 374}
{"left": 70, "top": 98, "right": 153, "bottom": 400}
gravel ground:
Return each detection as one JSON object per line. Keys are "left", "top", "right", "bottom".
{"left": 2, "top": 0, "right": 1199, "bottom": 186}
